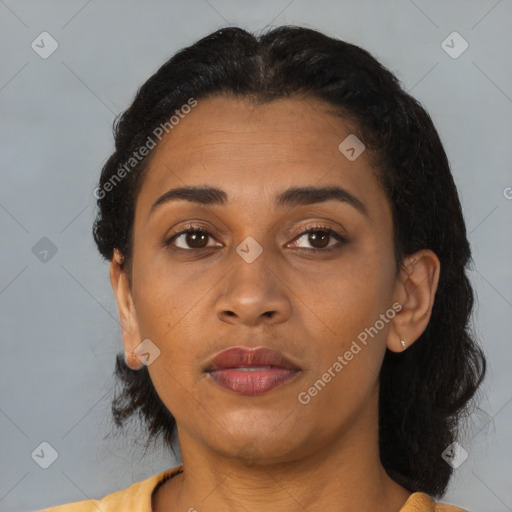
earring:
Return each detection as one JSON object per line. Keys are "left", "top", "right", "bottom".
{"left": 400, "top": 339, "right": 406, "bottom": 350}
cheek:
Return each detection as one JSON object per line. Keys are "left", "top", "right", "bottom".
{"left": 132, "top": 253, "right": 203, "bottom": 338}
{"left": 307, "top": 250, "right": 393, "bottom": 339}
{"left": 302, "top": 246, "right": 394, "bottom": 395}
{"left": 296, "top": 301, "right": 388, "bottom": 430}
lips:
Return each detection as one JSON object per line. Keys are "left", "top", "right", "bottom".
{"left": 205, "top": 346, "right": 300, "bottom": 372}
{"left": 204, "top": 346, "right": 301, "bottom": 395}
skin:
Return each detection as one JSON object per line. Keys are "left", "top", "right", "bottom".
{"left": 110, "top": 94, "right": 440, "bottom": 512}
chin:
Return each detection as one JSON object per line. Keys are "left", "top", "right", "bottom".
{"left": 209, "top": 425, "right": 299, "bottom": 465}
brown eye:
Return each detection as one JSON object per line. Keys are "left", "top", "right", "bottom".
{"left": 289, "top": 226, "right": 346, "bottom": 252}
{"left": 166, "top": 228, "right": 220, "bottom": 250}
{"left": 307, "top": 230, "right": 330, "bottom": 249}
{"left": 183, "top": 230, "right": 209, "bottom": 249}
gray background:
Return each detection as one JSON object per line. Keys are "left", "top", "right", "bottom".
{"left": 1, "top": 1, "right": 511, "bottom": 511}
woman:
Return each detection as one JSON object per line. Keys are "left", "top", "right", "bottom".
{"left": 41, "top": 25, "right": 485, "bottom": 511}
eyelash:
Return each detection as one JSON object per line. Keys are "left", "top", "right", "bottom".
{"left": 163, "top": 223, "right": 347, "bottom": 253}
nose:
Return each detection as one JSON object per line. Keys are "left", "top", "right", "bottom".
{"left": 215, "top": 249, "right": 292, "bottom": 327}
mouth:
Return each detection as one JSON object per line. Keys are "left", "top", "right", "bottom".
{"left": 204, "top": 347, "right": 301, "bottom": 396}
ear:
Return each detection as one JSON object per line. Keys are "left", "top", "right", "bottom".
{"left": 110, "top": 249, "right": 144, "bottom": 370}
{"left": 387, "top": 249, "right": 441, "bottom": 353}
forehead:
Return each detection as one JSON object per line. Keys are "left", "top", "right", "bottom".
{"left": 136, "top": 95, "right": 389, "bottom": 220}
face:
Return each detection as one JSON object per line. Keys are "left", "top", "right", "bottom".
{"left": 120, "top": 94, "right": 403, "bottom": 463}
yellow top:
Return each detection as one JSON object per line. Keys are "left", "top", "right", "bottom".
{"left": 38, "top": 463, "right": 467, "bottom": 511}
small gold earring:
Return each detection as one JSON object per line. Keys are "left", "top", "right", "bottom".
{"left": 400, "top": 339, "right": 406, "bottom": 350}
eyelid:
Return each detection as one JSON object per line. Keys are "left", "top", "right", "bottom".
{"left": 287, "top": 222, "right": 347, "bottom": 241}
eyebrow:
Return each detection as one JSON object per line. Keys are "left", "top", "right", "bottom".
{"left": 149, "top": 185, "right": 368, "bottom": 218}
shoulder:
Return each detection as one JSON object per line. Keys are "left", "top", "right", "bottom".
{"left": 400, "top": 492, "right": 467, "bottom": 512}
{"left": 435, "top": 504, "right": 468, "bottom": 512}
{"left": 37, "top": 464, "right": 183, "bottom": 512}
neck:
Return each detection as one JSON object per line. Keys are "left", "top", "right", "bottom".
{"left": 153, "top": 393, "right": 411, "bottom": 512}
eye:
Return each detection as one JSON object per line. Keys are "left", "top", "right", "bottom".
{"left": 165, "top": 226, "right": 221, "bottom": 250}
{"left": 164, "top": 223, "right": 346, "bottom": 253}
{"left": 289, "top": 225, "right": 346, "bottom": 252}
